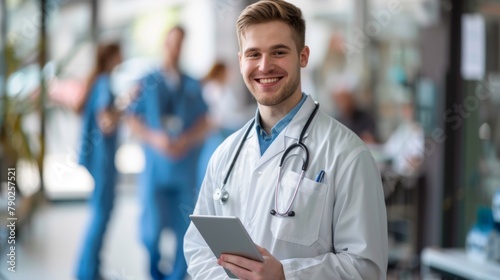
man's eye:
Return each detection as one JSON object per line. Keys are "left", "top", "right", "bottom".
{"left": 274, "top": 51, "right": 286, "bottom": 56}
{"left": 247, "top": 53, "right": 259, "bottom": 58}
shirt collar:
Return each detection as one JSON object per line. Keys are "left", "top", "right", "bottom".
{"left": 255, "top": 92, "right": 307, "bottom": 138}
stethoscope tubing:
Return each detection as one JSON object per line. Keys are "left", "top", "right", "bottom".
{"left": 214, "top": 118, "right": 255, "bottom": 204}
{"left": 215, "top": 102, "right": 320, "bottom": 217}
{"left": 273, "top": 167, "right": 305, "bottom": 216}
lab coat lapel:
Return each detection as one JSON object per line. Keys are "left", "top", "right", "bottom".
{"left": 254, "top": 96, "right": 316, "bottom": 170}
{"left": 242, "top": 125, "right": 260, "bottom": 167}
{"left": 284, "top": 96, "right": 315, "bottom": 142}
{"left": 255, "top": 129, "right": 286, "bottom": 170}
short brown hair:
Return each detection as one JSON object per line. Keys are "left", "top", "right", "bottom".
{"left": 236, "top": 0, "right": 306, "bottom": 52}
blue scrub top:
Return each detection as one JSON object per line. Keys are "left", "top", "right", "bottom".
{"left": 78, "top": 74, "right": 118, "bottom": 178}
{"left": 129, "top": 70, "right": 208, "bottom": 189}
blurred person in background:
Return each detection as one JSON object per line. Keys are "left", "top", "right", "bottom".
{"left": 74, "top": 42, "right": 123, "bottom": 280}
{"left": 196, "top": 61, "right": 250, "bottom": 191}
{"left": 127, "top": 26, "right": 210, "bottom": 280}
{"left": 330, "top": 74, "right": 378, "bottom": 144}
{"left": 383, "top": 91, "right": 424, "bottom": 177}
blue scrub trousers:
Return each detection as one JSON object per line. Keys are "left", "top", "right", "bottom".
{"left": 140, "top": 184, "right": 193, "bottom": 280}
{"left": 76, "top": 165, "right": 117, "bottom": 280}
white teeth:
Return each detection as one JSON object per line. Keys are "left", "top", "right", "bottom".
{"left": 259, "top": 78, "right": 279, "bottom": 84}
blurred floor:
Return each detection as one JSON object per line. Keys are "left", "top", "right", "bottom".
{"left": 5, "top": 181, "right": 187, "bottom": 280}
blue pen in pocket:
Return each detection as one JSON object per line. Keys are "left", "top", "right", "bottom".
{"left": 315, "top": 170, "right": 325, "bottom": 183}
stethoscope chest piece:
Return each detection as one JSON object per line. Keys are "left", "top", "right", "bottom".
{"left": 213, "top": 187, "right": 229, "bottom": 205}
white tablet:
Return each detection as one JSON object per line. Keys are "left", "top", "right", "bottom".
{"left": 189, "top": 215, "right": 264, "bottom": 278}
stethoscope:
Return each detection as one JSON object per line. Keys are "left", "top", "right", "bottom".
{"left": 213, "top": 102, "right": 320, "bottom": 217}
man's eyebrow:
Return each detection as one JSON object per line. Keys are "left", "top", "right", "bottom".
{"left": 243, "top": 47, "right": 260, "bottom": 55}
{"left": 243, "top": 44, "right": 292, "bottom": 55}
{"left": 270, "top": 44, "right": 291, "bottom": 50}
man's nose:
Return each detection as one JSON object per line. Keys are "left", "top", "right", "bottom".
{"left": 258, "top": 55, "right": 274, "bottom": 73}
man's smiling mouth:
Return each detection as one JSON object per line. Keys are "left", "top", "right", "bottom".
{"left": 257, "top": 77, "right": 282, "bottom": 84}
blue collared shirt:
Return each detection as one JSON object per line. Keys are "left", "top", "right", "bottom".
{"left": 255, "top": 93, "right": 307, "bottom": 155}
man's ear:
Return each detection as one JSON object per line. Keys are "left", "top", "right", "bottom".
{"left": 300, "top": 46, "right": 310, "bottom": 68}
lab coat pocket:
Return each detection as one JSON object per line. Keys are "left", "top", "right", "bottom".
{"left": 270, "top": 170, "right": 327, "bottom": 246}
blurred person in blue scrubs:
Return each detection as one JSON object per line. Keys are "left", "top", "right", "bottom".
{"left": 197, "top": 61, "right": 252, "bottom": 191}
{"left": 127, "top": 26, "right": 210, "bottom": 280}
{"left": 75, "top": 42, "right": 123, "bottom": 280}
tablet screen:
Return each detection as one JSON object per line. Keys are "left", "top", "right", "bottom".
{"left": 189, "top": 215, "right": 264, "bottom": 278}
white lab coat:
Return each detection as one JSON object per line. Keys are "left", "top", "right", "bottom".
{"left": 184, "top": 95, "right": 388, "bottom": 279}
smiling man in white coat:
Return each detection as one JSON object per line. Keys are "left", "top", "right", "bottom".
{"left": 184, "top": 1, "right": 388, "bottom": 279}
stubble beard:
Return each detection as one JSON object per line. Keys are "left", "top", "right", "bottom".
{"left": 249, "top": 67, "right": 301, "bottom": 107}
